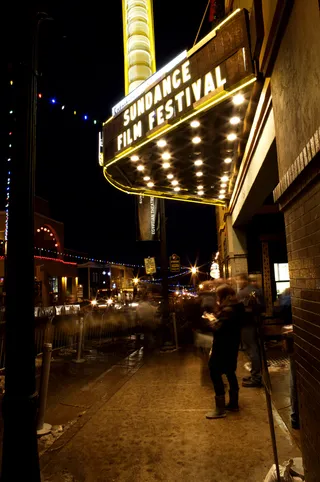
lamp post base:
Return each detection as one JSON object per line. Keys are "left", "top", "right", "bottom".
{"left": 37, "top": 423, "right": 52, "bottom": 437}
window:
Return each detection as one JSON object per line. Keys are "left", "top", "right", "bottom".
{"left": 49, "top": 277, "right": 59, "bottom": 293}
{"left": 274, "top": 263, "right": 290, "bottom": 297}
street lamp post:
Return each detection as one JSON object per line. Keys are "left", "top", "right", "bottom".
{"left": 190, "top": 266, "right": 198, "bottom": 289}
{"left": 1, "top": 13, "right": 50, "bottom": 481}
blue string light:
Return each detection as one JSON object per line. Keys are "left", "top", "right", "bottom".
{"left": 37, "top": 90, "right": 101, "bottom": 126}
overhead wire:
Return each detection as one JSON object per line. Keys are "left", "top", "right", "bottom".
{"left": 193, "top": 0, "right": 211, "bottom": 46}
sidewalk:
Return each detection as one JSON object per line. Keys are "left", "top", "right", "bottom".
{"left": 40, "top": 347, "right": 300, "bottom": 482}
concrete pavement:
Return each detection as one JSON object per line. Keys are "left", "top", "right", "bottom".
{"left": 41, "top": 348, "right": 300, "bottom": 482}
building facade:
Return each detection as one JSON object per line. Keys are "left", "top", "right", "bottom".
{"left": 77, "top": 262, "right": 134, "bottom": 300}
{"left": 0, "top": 198, "right": 78, "bottom": 307}
{"left": 217, "top": 1, "right": 320, "bottom": 479}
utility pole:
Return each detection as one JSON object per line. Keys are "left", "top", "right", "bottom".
{"left": 159, "top": 199, "right": 169, "bottom": 316}
{"left": 1, "top": 13, "right": 49, "bottom": 481}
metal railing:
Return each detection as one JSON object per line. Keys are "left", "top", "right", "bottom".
{"left": 0, "top": 305, "right": 139, "bottom": 371}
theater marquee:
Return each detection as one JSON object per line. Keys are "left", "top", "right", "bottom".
{"left": 102, "top": 9, "right": 256, "bottom": 206}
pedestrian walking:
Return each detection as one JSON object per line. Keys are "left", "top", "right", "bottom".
{"left": 237, "top": 274, "right": 264, "bottom": 387}
{"left": 205, "top": 284, "right": 245, "bottom": 419}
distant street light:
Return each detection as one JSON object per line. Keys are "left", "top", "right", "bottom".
{"left": 190, "top": 266, "right": 198, "bottom": 275}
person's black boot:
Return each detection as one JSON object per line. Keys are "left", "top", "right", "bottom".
{"left": 226, "top": 390, "right": 239, "bottom": 412}
{"left": 206, "top": 396, "right": 226, "bottom": 419}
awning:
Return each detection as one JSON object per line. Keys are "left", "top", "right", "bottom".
{"left": 102, "top": 8, "right": 256, "bottom": 206}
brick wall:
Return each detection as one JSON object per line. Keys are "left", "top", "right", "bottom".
{"left": 283, "top": 176, "right": 320, "bottom": 481}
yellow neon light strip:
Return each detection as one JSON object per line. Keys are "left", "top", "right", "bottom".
{"left": 122, "top": 0, "right": 129, "bottom": 96}
{"left": 102, "top": 115, "right": 113, "bottom": 127}
{"left": 147, "top": 0, "right": 156, "bottom": 74}
{"left": 104, "top": 75, "right": 256, "bottom": 168}
{"left": 103, "top": 167, "right": 225, "bottom": 206}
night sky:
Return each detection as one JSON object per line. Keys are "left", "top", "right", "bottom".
{"left": 5, "top": 2, "right": 217, "bottom": 270}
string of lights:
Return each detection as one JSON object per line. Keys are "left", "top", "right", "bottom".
{"left": 33, "top": 247, "right": 195, "bottom": 277}
{"left": 5, "top": 82, "right": 15, "bottom": 244}
{"left": 34, "top": 247, "right": 145, "bottom": 268}
{"left": 37, "top": 90, "right": 102, "bottom": 126}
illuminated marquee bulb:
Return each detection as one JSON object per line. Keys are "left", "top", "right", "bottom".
{"left": 162, "top": 162, "right": 170, "bottom": 169}
{"left": 230, "top": 116, "right": 240, "bottom": 125}
{"left": 161, "top": 151, "right": 171, "bottom": 161}
{"left": 221, "top": 176, "right": 229, "bottom": 182}
{"left": 221, "top": 183, "right": 227, "bottom": 188}
{"left": 190, "top": 120, "right": 200, "bottom": 128}
{"left": 224, "top": 157, "right": 232, "bottom": 164}
{"left": 219, "top": 194, "right": 225, "bottom": 199}
{"left": 157, "top": 139, "right": 166, "bottom": 147}
{"left": 227, "top": 133, "right": 237, "bottom": 141}
{"left": 137, "top": 164, "right": 144, "bottom": 171}
{"left": 197, "top": 185, "right": 203, "bottom": 190}
{"left": 198, "top": 190, "right": 204, "bottom": 195}
{"left": 194, "top": 159, "right": 203, "bottom": 166}
{"left": 196, "top": 171, "right": 203, "bottom": 177}
{"left": 171, "top": 180, "right": 179, "bottom": 186}
{"left": 192, "top": 136, "right": 201, "bottom": 144}
{"left": 147, "top": 181, "right": 154, "bottom": 188}
{"left": 167, "top": 173, "right": 174, "bottom": 179}
{"left": 233, "top": 93, "right": 244, "bottom": 105}
{"left": 220, "top": 189, "right": 226, "bottom": 194}
{"left": 131, "top": 154, "right": 139, "bottom": 162}
{"left": 143, "top": 176, "right": 150, "bottom": 181}
{"left": 174, "top": 186, "right": 180, "bottom": 192}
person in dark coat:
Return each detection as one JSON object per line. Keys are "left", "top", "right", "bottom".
{"left": 205, "top": 284, "right": 245, "bottom": 419}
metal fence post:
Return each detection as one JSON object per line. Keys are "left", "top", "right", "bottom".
{"left": 73, "top": 316, "right": 85, "bottom": 364}
{"left": 37, "top": 343, "right": 52, "bottom": 436}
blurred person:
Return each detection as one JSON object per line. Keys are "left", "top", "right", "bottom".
{"left": 136, "top": 292, "right": 158, "bottom": 350}
{"left": 205, "top": 284, "right": 245, "bottom": 419}
{"left": 237, "top": 273, "right": 264, "bottom": 387}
